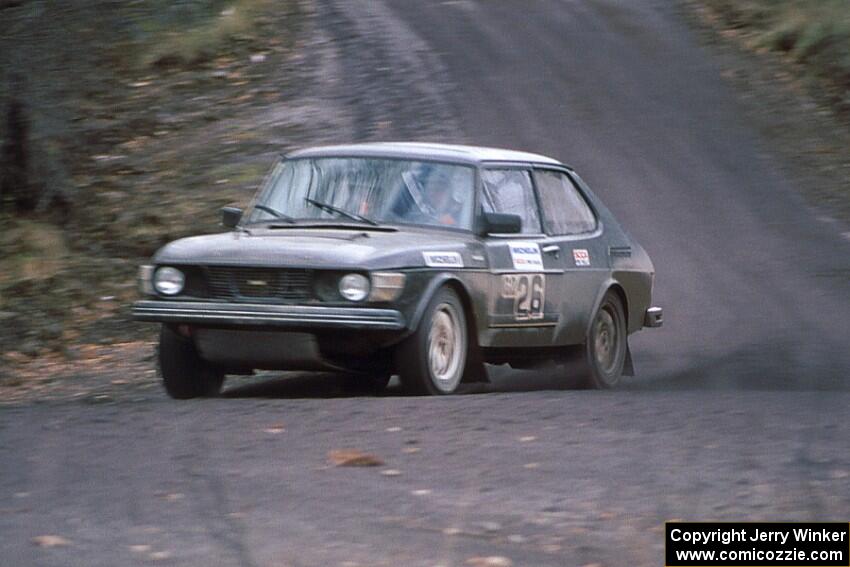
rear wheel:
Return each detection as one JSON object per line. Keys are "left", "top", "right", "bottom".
{"left": 397, "top": 287, "right": 468, "bottom": 395}
{"left": 158, "top": 325, "right": 225, "bottom": 399}
{"left": 577, "top": 291, "right": 627, "bottom": 389}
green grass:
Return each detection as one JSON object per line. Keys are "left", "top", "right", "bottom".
{"left": 703, "top": 0, "right": 850, "bottom": 94}
{"left": 705, "top": 0, "right": 850, "bottom": 93}
{"left": 0, "top": 219, "right": 67, "bottom": 278}
{"left": 140, "top": 0, "right": 275, "bottom": 67}
{"left": 0, "top": 218, "right": 67, "bottom": 307}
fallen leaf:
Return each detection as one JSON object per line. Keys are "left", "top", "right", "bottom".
{"left": 4, "top": 352, "right": 29, "bottom": 364}
{"left": 519, "top": 436, "right": 537, "bottom": 442}
{"left": 32, "top": 535, "right": 71, "bottom": 547}
{"left": 465, "top": 556, "right": 513, "bottom": 567}
{"left": 328, "top": 449, "right": 384, "bottom": 467}
{"left": 402, "top": 447, "right": 421, "bottom": 454}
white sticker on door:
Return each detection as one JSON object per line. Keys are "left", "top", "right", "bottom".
{"left": 573, "top": 249, "right": 590, "bottom": 266}
{"left": 508, "top": 242, "right": 543, "bottom": 271}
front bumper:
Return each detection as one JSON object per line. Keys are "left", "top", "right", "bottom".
{"left": 132, "top": 300, "right": 406, "bottom": 331}
{"left": 643, "top": 306, "right": 663, "bottom": 328}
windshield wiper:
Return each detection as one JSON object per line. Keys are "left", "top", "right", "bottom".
{"left": 252, "top": 204, "right": 296, "bottom": 223}
{"left": 304, "top": 197, "right": 378, "bottom": 226}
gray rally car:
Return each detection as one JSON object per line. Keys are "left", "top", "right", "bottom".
{"left": 132, "top": 142, "right": 662, "bottom": 398}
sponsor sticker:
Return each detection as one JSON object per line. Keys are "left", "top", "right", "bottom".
{"left": 573, "top": 248, "right": 590, "bottom": 267}
{"left": 422, "top": 251, "right": 464, "bottom": 268}
{"left": 508, "top": 242, "right": 544, "bottom": 271}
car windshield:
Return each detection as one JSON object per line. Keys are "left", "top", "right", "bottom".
{"left": 247, "top": 157, "right": 476, "bottom": 230}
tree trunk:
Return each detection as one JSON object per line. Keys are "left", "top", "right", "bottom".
{"left": 0, "top": 2, "right": 74, "bottom": 217}
{"left": 0, "top": 93, "right": 33, "bottom": 211}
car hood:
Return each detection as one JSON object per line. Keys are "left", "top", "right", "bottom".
{"left": 153, "top": 226, "right": 483, "bottom": 270}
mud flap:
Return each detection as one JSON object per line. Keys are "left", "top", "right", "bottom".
{"left": 623, "top": 343, "right": 635, "bottom": 377}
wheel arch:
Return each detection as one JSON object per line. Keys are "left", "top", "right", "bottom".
{"left": 585, "top": 279, "right": 634, "bottom": 377}
{"left": 609, "top": 283, "right": 629, "bottom": 329}
{"left": 585, "top": 279, "right": 630, "bottom": 338}
{"left": 409, "top": 273, "right": 481, "bottom": 350}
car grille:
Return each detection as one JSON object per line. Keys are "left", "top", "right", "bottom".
{"left": 205, "top": 267, "right": 312, "bottom": 302}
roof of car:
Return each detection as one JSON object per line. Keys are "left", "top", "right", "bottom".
{"left": 287, "top": 142, "right": 567, "bottom": 167}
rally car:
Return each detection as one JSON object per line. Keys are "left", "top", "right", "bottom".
{"left": 132, "top": 142, "right": 662, "bottom": 398}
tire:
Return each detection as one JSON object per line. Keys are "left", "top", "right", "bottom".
{"left": 576, "top": 290, "right": 627, "bottom": 389}
{"left": 396, "top": 286, "right": 468, "bottom": 395}
{"left": 158, "top": 325, "right": 225, "bottom": 399}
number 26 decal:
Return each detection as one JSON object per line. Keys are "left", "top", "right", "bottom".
{"left": 502, "top": 274, "right": 545, "bottom": 320}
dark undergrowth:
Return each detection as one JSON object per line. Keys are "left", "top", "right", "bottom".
{"left": 0, "top": 0, "right": 304, "bottom": 369}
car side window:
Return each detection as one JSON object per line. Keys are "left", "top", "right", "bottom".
{"left": 480, "top": 168, "right": 542, "bottom": 234}
{"left": 533, "top": 169, "right": 596, "bottom": 235}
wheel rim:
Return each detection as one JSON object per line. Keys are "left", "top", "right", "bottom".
{"left": 593, "top": 305, "right": 620, "bottom": 376}
{"left": 427, "top": 302, "right": 464, "bottom": 392}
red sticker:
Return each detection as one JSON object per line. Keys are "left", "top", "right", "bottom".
{"left": 573, "top": 249, "right": 590, "bottom": 266}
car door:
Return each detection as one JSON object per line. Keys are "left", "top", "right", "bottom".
{"left": 479, "top": 165, "right": 564, "bottom": 348}
{"left": 531, "top": 167, "right": 609, "bottom": 345}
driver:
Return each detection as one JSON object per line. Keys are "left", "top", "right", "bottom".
{"left": 402, "top": 164, "right": 465, "bottom": 227}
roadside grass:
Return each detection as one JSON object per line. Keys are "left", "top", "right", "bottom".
{"left": 702, "top": 0, "right": 850, "bottom": 104}
{"left": 0, "top": 218, "right": 67, "bottom": 291}
{"left": 206, "top": 161, "right": 271, "bottom": 187}
{"left": 139, "top": 0, "right": 277, "bottom": 68}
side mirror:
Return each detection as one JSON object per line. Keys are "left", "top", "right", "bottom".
{"left": 481, "top": 212, "right": 522, "bottom": 235}
{"left": 221, "top": 206, "right": 243, "bottom": 229}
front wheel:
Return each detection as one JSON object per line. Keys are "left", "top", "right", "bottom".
{"left": 577, "top": 291, "right": 627, "bottom": 389}
{"left": 158, "top": 325, "right": 225, "bottom": 399}
{"left": 396, "top": 287, "right": 468, "bottom": 395}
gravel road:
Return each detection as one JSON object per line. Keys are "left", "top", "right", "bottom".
{"left": 2, "top": 1, "right": 850, "bottom": 565}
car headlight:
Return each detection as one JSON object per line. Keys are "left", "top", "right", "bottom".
{"left": 339, "top": 273, "right": 370, "bottom": 302}
{"left": 154, "top": 267, "right": 185, "bottom": 296}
